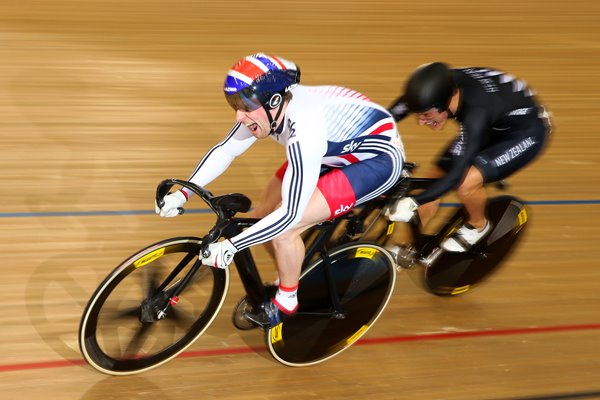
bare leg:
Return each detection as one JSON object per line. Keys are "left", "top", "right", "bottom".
{"left": 456, "top": 166, "right": 487, "bottom": 229}
{"left": 251, "top": 175, "right": 283, "bottom": 260}
{"left": 416, "top": 166, "right": 445, "bottom": 228}
{"left": 252, "top": 175, "right": 283, "bottom": 219}
{"left": 271, "top": 188, "right": 330, "bottom": 288}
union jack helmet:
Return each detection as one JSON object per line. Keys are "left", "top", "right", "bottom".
{"left": 224, "top": 53, "right": 300, "bottom": 111}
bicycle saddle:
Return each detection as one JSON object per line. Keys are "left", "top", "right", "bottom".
{"left": 211, "top": 193, "right": 252, "bottom": 214}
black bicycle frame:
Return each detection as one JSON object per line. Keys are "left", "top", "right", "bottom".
{"left": 234, "top": 217, "right": 350, "bottom": 314}
{"left": 156, "top": 179, "right": 351, "bottom": 316}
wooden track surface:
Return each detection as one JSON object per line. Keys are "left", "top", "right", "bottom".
{"left": 1, "top": 1, "right": 600, "bottom": 399}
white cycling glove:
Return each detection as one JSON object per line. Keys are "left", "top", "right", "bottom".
{"left": 201, "top": 239, "right": 238, "bottom": 269}
{"left": 155, "top": 190, "right": 187, "bottom": 218}
{"left": 386, "top": 197, "right": 419, "bottom": 222}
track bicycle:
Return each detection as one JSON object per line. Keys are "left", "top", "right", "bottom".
{"left": 392, "top": 177, "right": 529, "bottom": 296}
{"left": 78, "top": 178, "right": 398, "bottom": 375}
{"left": 78, "top": 163, "right": 528, "bottom": 374}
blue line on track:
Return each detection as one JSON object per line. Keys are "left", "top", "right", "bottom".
{"left": 1, "top": 200, "right": 599, "bottom": 219}
{"left": 0, "top": 209, "right": 210, "bottom": 218}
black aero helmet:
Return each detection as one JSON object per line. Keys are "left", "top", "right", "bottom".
{"left": 404, "top": 62, "right": 456, "bottom": 113}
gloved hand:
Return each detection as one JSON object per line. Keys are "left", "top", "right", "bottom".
{"left": 200, "top": 239, "right": 238, "bottom": 269}
{"left": 385, "top": 197, "right": 419, "bottom": 222}
{"left": 155, "top": 190, "right": 187, "bottom": 218}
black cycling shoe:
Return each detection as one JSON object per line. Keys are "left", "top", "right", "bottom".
{"left": 244, "top": 300, "right": 291, "bottom": 329}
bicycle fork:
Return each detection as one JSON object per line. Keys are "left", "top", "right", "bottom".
{"left": 140, "top": 256, "right": 204, "bottom": 323}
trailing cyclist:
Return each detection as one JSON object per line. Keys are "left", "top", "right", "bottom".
{"left": 387, "top": 62, "right": 551, "bottom": 252}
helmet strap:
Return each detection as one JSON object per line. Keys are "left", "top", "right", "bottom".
{"left": 264, "top": 100, "right": 285, "bottom": 135}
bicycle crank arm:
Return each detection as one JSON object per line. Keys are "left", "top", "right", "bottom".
{"left": 419, "top": 247, "right": 444, "bottom": 267}
{"left": 296, "top": 310, "right": 347, "bottom": 319}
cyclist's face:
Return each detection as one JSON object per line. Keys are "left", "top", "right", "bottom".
{"left": 235, "top": 107, "right": 271, "bottom": 139}
{"left": 417, "top": 108, "right": 449, "bottom": 131}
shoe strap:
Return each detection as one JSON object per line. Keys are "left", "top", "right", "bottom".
{"left": 452, "top": 232, "right": 472, "bottom": 251}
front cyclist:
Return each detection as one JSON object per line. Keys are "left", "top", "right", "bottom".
{"left": 156, "top": 53, "right": 405, "bottom": 327}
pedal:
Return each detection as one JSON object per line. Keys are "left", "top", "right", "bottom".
{"left": 386, "top": 245, "right": 418, "bottom": 271}
{"left": 398, "top": 245, "right": 419, "bottom": 270}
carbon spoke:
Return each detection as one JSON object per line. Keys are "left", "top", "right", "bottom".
{"left": 122, "top": 322, "right": 155, "bottom": 358}
{"left": 109, "top": 304, "right": 141, "bottom": 321}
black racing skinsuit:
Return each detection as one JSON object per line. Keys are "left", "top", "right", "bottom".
{"left": 389, "top": 67, "right": 551, "bottom": 205}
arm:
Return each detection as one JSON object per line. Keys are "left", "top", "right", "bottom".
{"left": 184, "top": 122, "right": 256, "bottom": 196}
{"left": 156, "top": 122, "right": 256, "bottom": 216}
{"left": 413, "top": 109, "right": 490, "bottom": 205}
{"left": 388, "top": 94, "right": 410, "bottom": 122}
{"left": 229, "top": 133, "right": 325, "bottom": 251}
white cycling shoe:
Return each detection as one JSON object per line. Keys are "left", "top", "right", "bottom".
{"left": 441, "top": 221, "right": 491, "bottom": 252}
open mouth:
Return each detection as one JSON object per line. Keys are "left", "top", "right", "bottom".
{"left": 247, "top": 123, "right": 258, "bottom": 133}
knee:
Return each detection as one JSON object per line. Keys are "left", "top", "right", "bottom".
{"left": 271, "top": 230, "right": 298, "bottom": 250}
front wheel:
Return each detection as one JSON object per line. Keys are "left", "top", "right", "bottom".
{"left": 266, "top": 242, "right": 396, "bottom": 366}
{"left": 79, "top": 237, "right": 229, "bottom": 375}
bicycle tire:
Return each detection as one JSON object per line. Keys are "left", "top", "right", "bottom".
{"left": 423, "top": 195, "right": 528, "bottom": 296}
{"left": 79, "top": 237, "right": 229, "bottom": 375}
{"left": 266, "top": 242, "right": 396, "bottom": 367}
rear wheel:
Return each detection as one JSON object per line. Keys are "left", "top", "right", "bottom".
{"left": 266, "top": 242, "right": 396, "bottom": 366}
{"left": 423, "top": 196, "right": 528, "bottom": 296}
{"left": 79, "top": 237, "right": 229, "bottom": 375}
